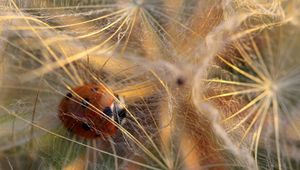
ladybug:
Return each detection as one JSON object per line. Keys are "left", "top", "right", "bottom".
{"left": 58, "top": 84, "right": 127, "bottom": 139}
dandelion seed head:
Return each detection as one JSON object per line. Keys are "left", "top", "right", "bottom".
{"left": 1, "top": 0, "right": 299, "bottom": 169}
{"left": 201, "top": 21, "right": 300, "bottom": 169}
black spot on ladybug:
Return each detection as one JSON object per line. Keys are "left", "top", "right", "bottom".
{"left": 81, "top": 123, "right": 91, "bottom": 131}
{"left": 176, "top": 77, "right": 185, "bottom": 86}
{"left": 91, "top": 87, "right": 99, "bottom": 92}
{"left": 81, "top": 98, "right": 90, "bottom": 108}
{"left": 103, "top": 107, "right": 113, "bottom": 117}
{"left": 66, "top": 93, "right": 72, "bottom": 100}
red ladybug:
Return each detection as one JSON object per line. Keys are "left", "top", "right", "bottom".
{"left": 58, "top": 84, "right": 126, "bottom": 139}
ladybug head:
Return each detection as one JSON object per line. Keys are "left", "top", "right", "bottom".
{"left": 112, "top": 95, "right": 127, "bottom": 125}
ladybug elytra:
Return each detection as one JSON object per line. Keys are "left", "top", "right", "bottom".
{"left": 58, "top": 84, "right": 126, "bottom": 139}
